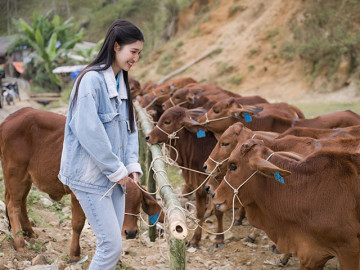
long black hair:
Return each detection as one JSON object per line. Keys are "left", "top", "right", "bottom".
{"left": 71, "top": 19, "right": 144, "bottom": 133}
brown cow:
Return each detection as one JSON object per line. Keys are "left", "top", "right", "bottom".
{"left": 139, "top": 77, "right": 197, "bottom": 121}
{"left": 204, "top": 122, "right": 359, "bottom": 193}
{"left": 128, "top": 76, "right": 141, "bottom": 96}
{"left": 123, "top": 181, "right": 164, "bottom": 239}
{"left": 276, "top": 125, "right": 360, "bottom": 139}
{"left": 161, "top": 83, "right": 226, "bottom": 111}
{"left": 146, "top": 77, "right": 198, "bottom": 108}
{"left": 162, "top": 84, "right": 266, "bottom": 111}
{"left": 1, "top": 107, "right": 163, "bottom": 261}
{"left": 213, "top": 139, "right": 360, "bottom": 269}
{"left": 146, "top": 106, "right": 225, "bottom": 247}
{"left": 199, "top": 100, "right": 359, "bottom": 139}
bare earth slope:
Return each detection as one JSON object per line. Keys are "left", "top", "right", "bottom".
{"left": 133, "top": 0, "right": 360, "bottom": 103}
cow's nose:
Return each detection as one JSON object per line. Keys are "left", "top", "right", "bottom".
{"left": 203, "top": 164, "right": 207, "bottom": 172}
{"left": 124, "top": 230, "right": 138, "bottom": 239}
{"left": 205, "top": 185, "right": 210, "bottom": 194}
{"left": 212, "top": 192, "right": 215, "bottom": 199}
{"left": 162, "top": 104, "right": 165, "bottom": 109}
{"left": 145, "top": 135, "right": 150, "bottom": 141}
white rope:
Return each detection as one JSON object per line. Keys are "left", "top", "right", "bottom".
{"left": 200, "top": 112, "right": 233, "bottom": 125}
{"left": 168, "top": 97, "right": 188, "bottom": 107}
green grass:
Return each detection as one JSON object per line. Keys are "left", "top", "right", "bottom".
{"left": 291, "top": 102, "right": 360, "bottom": 118}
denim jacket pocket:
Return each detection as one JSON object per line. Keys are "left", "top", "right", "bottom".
{"left": 98, "top": 112, "right": 120, "bottom": 123}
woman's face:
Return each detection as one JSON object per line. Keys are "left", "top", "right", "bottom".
{"left": 113, "top": 40, "right": 143, "bottom": 73}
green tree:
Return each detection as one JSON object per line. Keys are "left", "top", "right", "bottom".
{"left": 9, "top": 11, "right": 83, "bottom": 91}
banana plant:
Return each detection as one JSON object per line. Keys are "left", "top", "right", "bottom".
{"left": 10, "top": 11, "right": 83, "bottom": 89}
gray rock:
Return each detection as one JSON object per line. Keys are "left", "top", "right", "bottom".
{"left": 39, "top": 198, "right": 53, "bottom": 207}
{"left": 25, "top": 264, "right": 58, "bottom": 270}
{"left": 0, "top": 200, "right": 5, "bottom": 213}
{"left": 32, "top": 254, "right": 48, "bottom": 265}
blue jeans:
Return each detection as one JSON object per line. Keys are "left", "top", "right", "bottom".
{"left": 71, "top": 184, "right": 125, "bottom": 270}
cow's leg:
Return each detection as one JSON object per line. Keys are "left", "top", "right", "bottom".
{"left": 243, "top": 227, "right": 261, "bottom": 243}
{"left": 69, "top": 192, "right": 86, "bottom": 262}
{"left": 189, "top": 191, "right": 207, "bottom": 247}
{"left": 337, "top": 249, "right": 360, "bottom": 270}
{"left": 19, "top": 179, "right": 36, "bottom": 237}
{"left": 214, "top": 207, "right": 224, "bottom": 247}
{"left": 233, "top": 207, "right": 246, "bottom": 226}
{"left": 4, "top": 167, "right": 31, "bottom": 252}
{"left": 204, "top": 195, "right": 213, "bottom": 219}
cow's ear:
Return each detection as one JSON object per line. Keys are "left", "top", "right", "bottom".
{"left": 141, "top": 192, "right": 164, "bottom": 223}
{"left": 186, "top": 107, "right": 207, "bottom": 120}
{"left": 276, "top": 151, "right": 303, "bottom": 161}
{"left": 182, "top": 118, "right": 208, "bottom": 133}
{"left": 253, "top": 158, "right": 291, "bottom": 178}
{"left": 190, "top": 87, "right": 204, "bottom": 95}
{"left": 231, "top": 106, "right": 263, "bottom": 118}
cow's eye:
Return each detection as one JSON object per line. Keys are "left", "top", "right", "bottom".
{"left": 175, "top": 96, "right": 180, "bottom": 99}
{"left": 164, "top": 120, "right": 171, "bottom": 125}
{"left": 230, "top": 164, "right": 237, "bottom": 171}
{"left": 221, "top": 142, "right": 229, "bottom": 146}
{"left": 160, "top": 89, "right": 164, "bottom": 93}
{"left": 213, "top": 109, "right": 219, "bottom": 114}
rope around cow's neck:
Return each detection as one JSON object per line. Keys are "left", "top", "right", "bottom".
{"left": 200, "top": 112, "right": 233, "bottom": 125}
{"left": 223, "top": 152, "right": 275, "bottom": 207}
{"left": 169, "top": 97, "right": 188, "bottom": 107}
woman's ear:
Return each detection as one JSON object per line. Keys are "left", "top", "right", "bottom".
{"left": 114, "top": 42, "right": 121, "bottom": 52}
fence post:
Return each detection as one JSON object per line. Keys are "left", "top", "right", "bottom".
{"left": 134, "top": 101, "right": 187, "bottom": 270}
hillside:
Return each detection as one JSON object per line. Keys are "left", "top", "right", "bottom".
{"left": 132, "top": 0, "right": 360, "bottom": 103}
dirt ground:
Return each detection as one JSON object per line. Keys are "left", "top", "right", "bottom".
{"left": 0, "top": 189, "right": 341, "bottom": 270}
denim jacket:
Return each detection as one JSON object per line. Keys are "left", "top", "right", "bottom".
{"left": 58, "top": 66, "right": 143, "bottom": 195}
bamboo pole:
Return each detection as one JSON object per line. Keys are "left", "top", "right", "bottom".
{"left": 134, "top": 100, "right": 188, "bottom": 269}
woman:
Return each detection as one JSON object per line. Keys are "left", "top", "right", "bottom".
{"left": 58, "top": 19, "right": 144, "bottom": 269}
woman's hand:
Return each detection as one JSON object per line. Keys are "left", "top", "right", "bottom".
{"left": 117, "top": 172, "right": 139, "bottom": 185}
{"left": 128, "top": 172, "right": 139, "bottom": 184}
{"left": 117, "top": 176, "right": 130, "bottom": 185}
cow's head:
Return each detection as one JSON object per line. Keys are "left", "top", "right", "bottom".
{"left": 212, "top": 139, "right": 291, "bottom": 212}
{"left": 203, "top": 122, "right": 254, "bottom": 174}
{"left": 162, "top": 87, "right": 190, "bottom": 110}
{"left": 198, "top": 98, "right": 263, "bottom": 139}
{"left": 146, "top": 106, "right": 207, "bottom": 144}
{"left": 123, "top": 182, "right": 164, "bottom": 239}
{"left": 129, "top": 76, "right": 141, "bottom": 96}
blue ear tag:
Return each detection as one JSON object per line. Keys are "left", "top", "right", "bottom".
{"left": 170, "top": 85, "right": 175, "bottom": 89}
{"left": 274, "top": 171, "right": 284, "bottom": 184}
{"left": 192, "top": 99, "right": 195, "bottom": 104}
{"left": 244, "top": 112, "right": 252, "bottom": 122}
{"left": 197, "top": 128, "right": 206, "bottom": 138}
{"left": 152, "top": 97, "right": 157, "bottom": 103}
{"left": 149, "top": 213, "right": 159, "bottom": 225}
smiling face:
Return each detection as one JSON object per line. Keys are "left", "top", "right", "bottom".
{"left": 112, "top": 40, "right": 143, "bottom": 74}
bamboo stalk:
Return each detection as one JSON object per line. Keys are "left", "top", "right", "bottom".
{"left": 134, "top": 100, "right": 187, "bottom": 269}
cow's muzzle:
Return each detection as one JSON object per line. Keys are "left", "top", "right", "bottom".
{"left": 124, "top": 230, "right": 138, "bottom": 239}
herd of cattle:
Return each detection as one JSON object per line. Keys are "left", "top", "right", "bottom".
{"left": 0, "top": 75, "right": 360, "bottom": 269}
{"left": 135, "top": 77, "right": 360, "bottom": 269}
